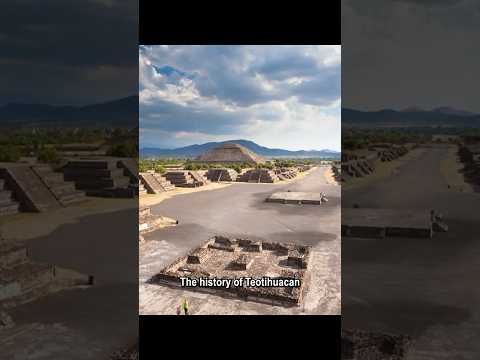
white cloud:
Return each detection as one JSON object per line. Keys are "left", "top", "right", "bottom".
{"left": 139, "top": 45, "right": 341, "bottom": 151}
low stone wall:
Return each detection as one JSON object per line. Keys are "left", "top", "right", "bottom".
{"left": 151, "top": 236, "right": 311, "bottom": 307}
{"left": 342, "top": 329, "right": 411, "bottom": 360}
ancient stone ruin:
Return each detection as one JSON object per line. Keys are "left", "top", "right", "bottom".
{"left": 0, "top": 176, "right": 20, "bottom": 216}
{"left": 275, "top": 168, "right": 298, "bottom": 181}
{"left": 237, "top": 169, "right": 279, "bottom": 183}
{"left": 266, "top": 191, "right": 328, "bottom": 205}
{"left": 0, "top": 232, "right": 93, "bottom": 310}
{"left": 139, "top": 172, "right": 174, "bottom": 194}
{"left": 458, "top": 142, "right": 480, "bottom": 191}
{"left": 206, "top": 168, "right": 238, "bottom": 182}
{"left": 341, "top": 153, "right": 376, "bottom": 182}
{"left": 0, "top": 163, "right": 86, "bottom": 215}
{"left": 138, "top": 180, "right": 147, "bottom": 195}
{"left": 109, "top": 343, "right": 139, "bottom": 360}
{"left": 297, "top": 165, "right": 312, "bottom": 172}
{"left": 331, "top": 164, "right": 342, "bottom": 183}
{"left": 342, "top": 208, "right": 448, "bottom": 239}
{"left": 31, "top": 165, "right": 86, "bottom": 206}
{"left": 151, "top": 236, "right": 311, "bottom": 306}
{"left": 163, "top": 171, "right": 208, "bottom": 188}
{"left": 0, "top": 310, "right": 14, "bottom": 328}
{"left": 341, "top": 144, "right": 409, "bottom": 183}
{"left": 342, "top": 329, "right": 411, "bottom": 360}
{"left": 139, "top": 206, "right": 177, "bottom": 235}
{"left": 194, "top": 142, "right": 266, "bottom": 164}
{"left": 62, "top": 158, "right": 136, "bottom": 197}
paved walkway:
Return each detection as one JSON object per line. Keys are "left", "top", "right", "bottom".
{"left": 343, "top": 146, "right": 480, "bottom": 359}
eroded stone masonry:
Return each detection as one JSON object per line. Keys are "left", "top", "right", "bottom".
{"left": 342, "top": 329, "right": 411, "bottom": 360}
{"left": 151, "top": 236, "right": 311, "bottom": 306}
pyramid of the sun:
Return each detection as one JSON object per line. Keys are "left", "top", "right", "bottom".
{"left": 194, "top": 143, "right": 266, "bottom": 164}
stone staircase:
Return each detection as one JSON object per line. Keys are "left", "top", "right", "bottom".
{"left": 0, "top": 237, "right": 94, "bottom": 310}
{"left": 139, "top": 172, "right": 174, "bottom": 194}
{"left": 237, "top": 169, "right": 279, "bottom": 183}
{"left": 0, "top": 241, "right": 55, "bottom": 309}
{"left": 31, "top": 165, "right": 86, "bottom": 206}
{"left": 189, "top": 171, "right": 209, "bottom": 186}
{"left": 0, "top": 165, "right": 60, "bottom": 212}
{"left": 206, "top": 168, "right": 237, "bottom": 182}
{"left": 164, "top": 171, "right": 204, "bottom": 188}
{"left": 117, "top": 158, "right": 138, "bottom": 184}
{"left": 139, "top": 180, "right": 147, "bottom": 195}
{"left": 275, "top": 168, "right": 298, "bottom": 180}
{"left": 0, "top": 179, "right": 19, "bottom": 217}
{"left": 62, "top": 159, "right": 135, "bottom": 197}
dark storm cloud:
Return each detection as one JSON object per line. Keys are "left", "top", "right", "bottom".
{"left": 293, "top": 68, "right": 341, "bottom": 106}
{"left": 342, "top": 0, "right": 480, "bottom": 112}
{"left": 392, "top": 0, "right": 462, "bottom": 6}
{"left": 140, "top": 99, "right": 244, "bottom": 135}
{"left": 0, "top": 0, "right": 137, "bottom": 105}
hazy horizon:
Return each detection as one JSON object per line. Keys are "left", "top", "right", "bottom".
{"left": 139, "top": 138, "right": 340, "bottom": 152}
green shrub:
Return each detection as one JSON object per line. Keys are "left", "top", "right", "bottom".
{"left": 0, "top": 145, "right": 21, "bottom": 162}
{"left": 37, "top": 147, "right": 60, "bottom": 164}
{"left": 154, "top": 164, "right": 165, "bottom": 174}
{"left": 108, "top": 141, "right": 138, "bottom": 157}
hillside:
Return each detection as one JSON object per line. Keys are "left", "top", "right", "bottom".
{"left": 0, "top": 96, "right": 138, "bottom": 128}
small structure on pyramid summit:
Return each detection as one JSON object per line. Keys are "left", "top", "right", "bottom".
{"left": 194, "top": 142, "right": 266, "bottom": 164}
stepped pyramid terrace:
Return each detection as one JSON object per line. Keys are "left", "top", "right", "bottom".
{"left": 194, "top": 143, "right": 266, "bottom": 164}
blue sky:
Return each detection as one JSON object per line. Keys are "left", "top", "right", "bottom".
{"left": 139, "top": 45, "right": 341, "bottom": 151}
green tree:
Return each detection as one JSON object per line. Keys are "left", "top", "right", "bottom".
{"left": 0, "top": 144, "right": 21, "bottom": 162}
{"left": 37, "top": 147, "right": 60, "bottom": 164}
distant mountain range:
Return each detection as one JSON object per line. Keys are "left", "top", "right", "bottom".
{"left": 0, "top": 96, "right": 137, "bottom": 128}
{"left": 141, "top": 140, "right": 340, "bottom": 159}
{"left": 343, "top": 107, "right": 480, "bottom": 128}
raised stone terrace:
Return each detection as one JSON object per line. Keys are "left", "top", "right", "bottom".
{"left": 164, "top": 171, "right": 207, "bottom": 188}
{"left": 139, "top": 172, "right": 174, "bottom": 194}
{"left": 0, "top": 178, "right": 20, "bottom": 216}
{"left": 151, "top": 236, "right": 311, "bottom": 306}
{"left": 62, "top": 158, "right": 136, "bottom": 197}
{"left": 266, "top": 191, "right": 328, "bottom": 205}
{"left": 206, "top": 168, "right": 238, "bottom": 182}
{"left": 0, "top": 233, "right": 93, "bottom": 310}
{"left": 342, "top": 329, "right": 411, "bottom": 360}
{"left": 342, "top": 208, "right": 448, "bottom": 239}
{"left": 237, "top": 169, "right": 279, "bottom": 183}
{"left": 0, "top": 163, "right": 85, "bottom": 214}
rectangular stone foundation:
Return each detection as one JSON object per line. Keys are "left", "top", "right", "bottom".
{"left": 266, "top": 192, "right": 325, "bottom": 205}
{"left": 342, "top": 208, "right": 433, "bottom": 239}
{"left": 151, "top": 236, "right": 311, "bottom": 307}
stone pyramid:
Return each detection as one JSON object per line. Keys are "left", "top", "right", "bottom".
{"left": 194, "top": 143, "right": 265, "bottom": 164}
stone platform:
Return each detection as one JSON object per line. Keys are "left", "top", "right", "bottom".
{"left": 0, "top": 237, "right": 94, "bottom": 309}
{"left": 139, "top": 173, "right": 174, "bottom": 194}
{"left": 0, "top": 163, "right": 86, "bottom": 213}
{"left": 151, "top": 236, "right": 311, "bottom": 306}
{"left": 139, "top": 206, "right": 177, "bottom": 235}
{"left": 266, "top": 191, "right": 328, "bottom": 205}
{"left": 342, "top": 208, "right": 439, "bottom": 238}
{"left": 342, "top": 329, "right": 411, "bottom": 360}
{"left": 62, "top": 158, "right": 136, "bottom": 198}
